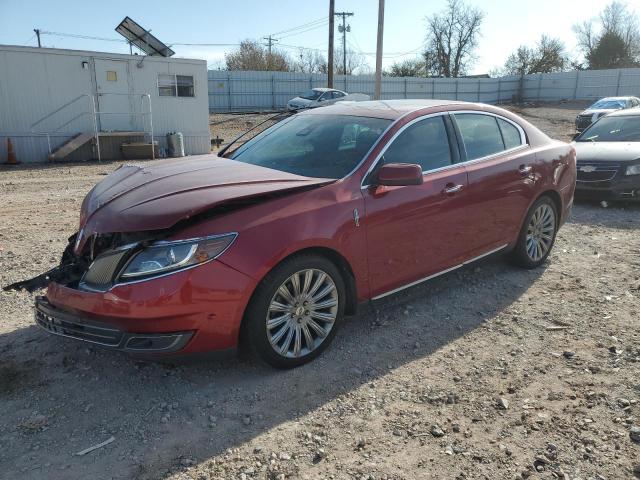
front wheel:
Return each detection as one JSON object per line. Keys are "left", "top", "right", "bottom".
{"left": 243, "top": 255, "right": 345, "bottom": 368}
{"left": 510, "top": 196, "right": 558, "bottom": 269}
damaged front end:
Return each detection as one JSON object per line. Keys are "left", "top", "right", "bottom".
{"left": 3, "top": 230, "right": 170, "bottom": 293}
{"left": 3, "top": 233, "right": 86, "bottom": 293}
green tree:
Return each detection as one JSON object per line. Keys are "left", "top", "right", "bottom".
{"left": 573, "top": 1, "right": 640, "bottom": 69}
{"left": 588, "top": 31, "right": 636, "bottom": 68}
{"left": 503, "top": 35, "right": 568, "bottom": 75}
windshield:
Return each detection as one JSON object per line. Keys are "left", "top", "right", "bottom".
{"left": 299, "top": 89, "right": 323, "bottom": 100}
{"left": 589, "top": 99, "right": 626, "bottom": 110}
{"left": 576, "top": 115, "right": 640, "bottom": 142}
{"left": 230, "top": 114, "right": 391, "bottom": 179}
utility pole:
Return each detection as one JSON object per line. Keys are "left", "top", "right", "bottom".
{"left": 335, "top": 11, "right": 353, "bottom": 76}
{"left": 374, "top": 0, "right": 385, "bottom": 100}
{"left": 328, "top": 0, "right": 335, "bottom": 88}
{"left": 34, "top": 28, "right": 41, "bottom": 47}
{"left": 263, "top": 35, "right": 278, "bottom": 69}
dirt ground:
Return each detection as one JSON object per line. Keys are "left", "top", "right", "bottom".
{"left": 1, "top": 103, "right": 639, "bottom": 480}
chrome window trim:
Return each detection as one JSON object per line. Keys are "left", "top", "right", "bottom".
{"left": 452, "top": 110, "right": 527, "bottom": 148}
{"left": 371, "top": 243, "right": 508, "bottom": 300}
{"left": 360, "top": 111, "right": 451, "bottom": 189}
{"left": 360, "top": 110, "right": 530, "bottom": 189}
{"left": 459, "top": 144, "right": 530, "bottom": 168}
{"left": 340, "top": 111, "right": 415, "bottom": 180}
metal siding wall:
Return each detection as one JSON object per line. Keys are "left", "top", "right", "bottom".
{"left": 0, "top": 46, "right": 211, "bottom": 163}
{"left": 208, "top": 68, "right": 640, "bottom": 112}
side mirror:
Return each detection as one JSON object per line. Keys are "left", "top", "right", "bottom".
{"left": 571, "top": 132, "right": 580, "bottom": 141}
{"left": 377, "top": 163, "right": 423, "bottom": 186}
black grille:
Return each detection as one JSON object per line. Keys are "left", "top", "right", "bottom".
{"left": 35, "top": 301, "right": 123, "bottom": 347}
{"left": 576, "top": 115, "right": 593, "bottom": 131}
{"left": 576, "top": 162, "right": 621, "bottom": 188}
{"left": 81, "top": 249, "right": 130, "bottom": 289}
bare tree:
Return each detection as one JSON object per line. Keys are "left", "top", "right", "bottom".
{"left": 573, "top": 1, "right": 640, "bottom": 68}
{"left": 503, "top": 35, "right": 568, "bottom": 75}
{"left": 422, "top": 0, "right": 485, "bottom": 77}
{"left": 385, "top": 58, "right": 426, "bottom": 77}
{"left": 334, "top": 48, "right": 369, "bottom": 75}
{"left": 294, "top": 49, "right": 328, "bottom": 74}
{"left": 225, "top": 40, "right": 292, "bottom": 71}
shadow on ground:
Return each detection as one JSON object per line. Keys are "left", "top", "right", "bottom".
{"left": 0, "top": 254, "right": 544, "bottom": 480}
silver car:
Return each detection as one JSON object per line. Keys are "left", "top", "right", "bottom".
{"left": 287, "top": 88, "right": 348, "bottom": 111}
{"left": 575, "top": 96, "right": 640, "bottom": 132}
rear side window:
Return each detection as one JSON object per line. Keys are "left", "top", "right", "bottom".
{"left": 454, "top": 113, "right": 505, "bottom": 160}
{"left": 497, "top": 118, "right": 523, "bottom": 149}
{"left": 382, "top": 116, "right": 452, "bottom": 172}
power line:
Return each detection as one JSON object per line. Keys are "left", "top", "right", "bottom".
{"left": 269, "top": 16, "right": 327, "bottom": 37}
{"left": 347, "top": 39, "right": 424, "bottom": 59}
{"left": 170, "top": 43, "right": 242, "bottom": 47}
{"left": 277, "top": 20, "right": 329, "bottom": 40}
{"left": 40, "top": 30, "right": 127, "bottom": 43}
{"left": 35, "top": 28, "right": 422, "bottom": 61}
{"left": 22, "top": 33, "right": 36, "bottom": 46}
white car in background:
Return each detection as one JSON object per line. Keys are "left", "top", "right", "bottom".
{"left": 575, "top": 96, "right": 640, "bottom": 132}
{"left": 287, "top": 88, "right": 368, "bottom": 111}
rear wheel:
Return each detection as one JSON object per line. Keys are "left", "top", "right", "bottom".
{"left": 244, "top": 255, "right": 345, "bottom": 368}
{"left": 510, "top": 196, "right": 558, "bottom": 269}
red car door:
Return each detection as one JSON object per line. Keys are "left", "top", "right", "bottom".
{"left": 362, "top": 114, "right": 470, "bottom": 299}
{"left": 451, "top": 112, "right": 537, "bottom": 257}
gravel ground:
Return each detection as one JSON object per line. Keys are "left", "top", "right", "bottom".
{"left": 1, "top": 103, "right": 639, "bottom": 480}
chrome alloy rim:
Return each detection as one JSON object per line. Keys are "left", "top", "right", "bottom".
{"left": 526, "top": 204, "right": 555, "bottom": 261}
{"left": 266, "top": 269, "right": 338, "bottom": 358}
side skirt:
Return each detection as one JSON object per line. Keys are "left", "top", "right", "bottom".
{"left": 371, "top": 244, "right": 509, "bottom": 301}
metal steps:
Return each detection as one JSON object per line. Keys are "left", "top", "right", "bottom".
{"left": 48, "top": 133, "right": 94, "bottom": 161}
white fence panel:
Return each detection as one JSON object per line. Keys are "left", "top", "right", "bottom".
{"left": 208, "top": 68, "right": 640, "bottom": 112}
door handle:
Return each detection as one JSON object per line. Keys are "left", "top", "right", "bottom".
{"left": 442, "top": 183, "right": 463, "bottom": 195}
{"left": 518, "top": 164, "right": 532, "bottom": 175}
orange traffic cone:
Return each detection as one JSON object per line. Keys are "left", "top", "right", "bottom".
{"left": 5, "top": 138, "right": 19, "bottom": 165}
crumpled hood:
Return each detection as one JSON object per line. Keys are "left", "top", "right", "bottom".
{"left": 573, "top": 142, "right": 640, "bottom": 163}
{"left": 75, "top": 155, "right": 331, "bottom": 253}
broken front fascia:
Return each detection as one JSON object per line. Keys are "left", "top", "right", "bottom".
{"left": 3, "top": 230, "right": 164, "bottom": 293}
{"left": 3, "top": 233, "right": 87, "bottom": 293}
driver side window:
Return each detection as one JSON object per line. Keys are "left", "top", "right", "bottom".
{"left": 382, "top": 116, "right": 452, "bottom": 172}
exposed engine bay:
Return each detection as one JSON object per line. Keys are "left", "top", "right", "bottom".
{"left": 3, "top": 230, "right": 164, "bottom": 293}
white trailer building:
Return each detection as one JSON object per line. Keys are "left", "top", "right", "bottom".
{"left": 0, "top": 45, "right": 210, "bottom": 163}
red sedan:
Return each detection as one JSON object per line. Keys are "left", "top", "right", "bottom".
{"left": 7, "top": 100, "right": 576, "bottom": 368}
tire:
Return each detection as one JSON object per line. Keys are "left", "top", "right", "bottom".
{"left": 510, "top": 196, "right": 558, "bottom": 269}
{"left": 243, "top": 254, "right": 346, "bottom": 369}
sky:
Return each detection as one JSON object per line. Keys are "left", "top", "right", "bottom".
{"left": 0, "top": 0, "right": 629, "bottom": 74}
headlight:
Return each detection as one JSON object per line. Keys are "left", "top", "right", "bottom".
{"left": 119, "top": 233, "right": 237, "bottom": 279}
{"left": 625, "top": 164, "right": 640, "bottom": 176}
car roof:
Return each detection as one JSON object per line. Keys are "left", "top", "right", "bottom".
{"left": 312, "top": 87, "right": 335, "bottom": 92}
{"left": 605, "top": 106, "right": 640, "bottom": 117}
{"left": 594, "top": 96, "right": 637, "bottom": 101}
{"left": 299, "top": 99, "right": 468, "bottom": 120}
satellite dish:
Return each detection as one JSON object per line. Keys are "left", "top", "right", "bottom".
{"left": 115, "top": 16, "right": 175, "bottom": 57}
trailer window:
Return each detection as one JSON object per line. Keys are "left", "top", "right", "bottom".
{"left": 158, "top": 74, "right": 195, "bottom": 97}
